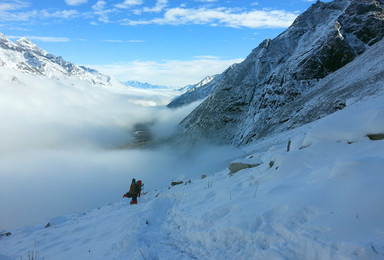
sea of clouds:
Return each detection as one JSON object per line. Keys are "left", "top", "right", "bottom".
{"left": 0, "top": 68, "right": 238, "bottom": 229}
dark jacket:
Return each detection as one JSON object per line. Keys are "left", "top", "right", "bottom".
{"left": 129, "top": 182, "right": 139, "bottom": 195}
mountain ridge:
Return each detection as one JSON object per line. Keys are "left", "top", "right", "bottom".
{"left": 122, "top": 80, "right": 171, "bottom": 90}
{"left": 167, "top": 74, "right": 221, "bottom": 108}
{"left": 0, "top": 33, "right": 124, "bottom": 89}
{"left": 173, "top": 0, "right": 384, "bottom": 146}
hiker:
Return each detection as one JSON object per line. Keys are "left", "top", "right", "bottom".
{"left": 128, "top": 178, "right": 140, "bottom": 205}
{"left": 123, "top": 178, "right": 143, "bottom": 204}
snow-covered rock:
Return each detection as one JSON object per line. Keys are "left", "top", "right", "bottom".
{"left": 229, "top": 157, "right": 263, "bottom": 174}
{"left": 174, "top": 0, "right": 384, "bottom": 146}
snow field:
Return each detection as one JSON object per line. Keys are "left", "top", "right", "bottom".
{"left": 1, "top": 94, "right": 384, "bottom": 260}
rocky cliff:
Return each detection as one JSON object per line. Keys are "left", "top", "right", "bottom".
{"left": 174, "top": 0, "right": 384, "bottom": 146}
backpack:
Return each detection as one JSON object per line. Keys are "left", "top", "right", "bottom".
{"left": 123, "top": 180, "right": 143, "bottom": 199}
{"left": 137, "top": 180, "right": 142, "bottom": 197}
{"left": 129, "top": 182, "right": 137, "bottom": 195}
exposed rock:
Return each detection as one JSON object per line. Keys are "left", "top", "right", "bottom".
{"left": 0, "top": 232, "right": 12, "bottom": 238}
{"left": 171, "top": 181, "right": 184, "bottom": 186}
{"left": 287, "top": 140, "right": 292, "bottom": 152}
{"left": 174, "top": 0, "right": 384, "bottom": 146}
{"left": 269, "top": 161, "right": 275, "bottom": 168}
{"left": 367, "top": 133, "right": 384, "bottom": 140}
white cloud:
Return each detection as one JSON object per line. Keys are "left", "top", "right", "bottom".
{"left": 193, "top": 55, "right": 220, "bottom": 59}
{"left": 0, "top": 0, "right": 79, "bottom": 22}
{"left": 0, "top": 0, "right": 29, "bottom": 11}
{"left": 102, "top": 39, "right": 144, "bottom": 43}
{"left": 92, "top": 0, "right": 114, "bottom": 22}
{"left": 0, "top": 8, "right": 79, "bottom": 22}
{"left": 8, "top": 35, "right": 70, "bottom": 42}
{"left": 92, "top": 0, "right": 107, "bottom": 11}
{"left": 115, "top": 0, "right": 143, "bottom": 9}
{"left": 0, "top": 1, "right": 35, "bottom": 22}
{"left": 0, "top": 9, "right": 36, "bottom": 21}
{"left": 90, "top": 57, "right": 243, "bottom": 88}
{"left": 40, "top": 9, "right": 79, "bottom": 19}
{"left": 142, "top": 0, "right": 168, "bottom": 13}
{"left": 30, "top": 36, "right": 70, "bottom": 42}
{"left": 122, "top": 7, "right": 299, "bottom": 28}
{"left": 127, "top": 39, "right": 145, "bottom": 43}
{"left": 1, "top": 0, "right": 297, "bottom": 29}
{"left": 65, "top": 0, "right": 87, "bottom": 6}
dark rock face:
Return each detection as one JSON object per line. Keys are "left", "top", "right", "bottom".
{"left": 343, "top": 0, "right": 384, "bottom": 46}
{"left": 174, "top": 0, "right": 384, "bottom": 146}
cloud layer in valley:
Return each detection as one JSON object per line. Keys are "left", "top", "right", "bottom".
{"left": 0, "top": 68, "right": 238, "bottom": 229}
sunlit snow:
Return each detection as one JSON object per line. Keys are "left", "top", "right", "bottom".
{"left": 0, "top": 80, "right": 383, "bottom": 259}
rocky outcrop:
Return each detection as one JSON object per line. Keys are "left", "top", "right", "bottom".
{"left": 174, "top": 0, "right": 384, "bottom": 146}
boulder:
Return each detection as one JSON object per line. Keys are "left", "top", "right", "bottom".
{"left": 171, "top": 181, "right": 184, "bottom": 186}
{"left": 229, "top": 157, "right": 262, "bottom": 174}
{"left": 367, "top": 133, "right": 384, "bottom": 140}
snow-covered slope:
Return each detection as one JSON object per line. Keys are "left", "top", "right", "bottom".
{"left": 175, "top": 0, "right": 384, "bottom": 146}
{"left": 1, "top": 91, "right": 383, "bottom": 260}
{"left": 0, "top": 33, "right": 124, "bottom": 89}
{"left": 1, "top": 1, "right": 384, "bottom": 259}
{"left": 167, "top": 74, "right": 221, "bottom": 108}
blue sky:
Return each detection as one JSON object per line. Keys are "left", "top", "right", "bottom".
{"left": 0, "top": 0, "right": 328, "bottom": 87}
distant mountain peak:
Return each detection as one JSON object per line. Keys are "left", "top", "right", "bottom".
{"left": 122, "top": 80, "right": 170, "bottom": 89}
{"left": 0, "top": 33, "right": 123, "bottom": 88}
{"left": 0, "top": 32, "right": 7, "bottom": 41}
{"left": 167, "top": 74, "right": 221, "bottom": 109}
{"left": 15, "top": 37, "right": 44, "bottom": 53}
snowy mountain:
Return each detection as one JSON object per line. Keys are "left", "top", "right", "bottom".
{"left": 167, "top": 74, "right": 222, "bottom": 108}
{"left": 0, "top": 33, "right": 124, "bottom": 88}
{"left": 123, "top": 80, "right": 170, "bottom": 90}
{"left": 1, "top": 90, "right": 383, "bottom": 259}
{"left": 1, "top": 1, "right": 384, "bottom": 259}
{"left": 174, "top": 0, "right": 384, "bottom": 146}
